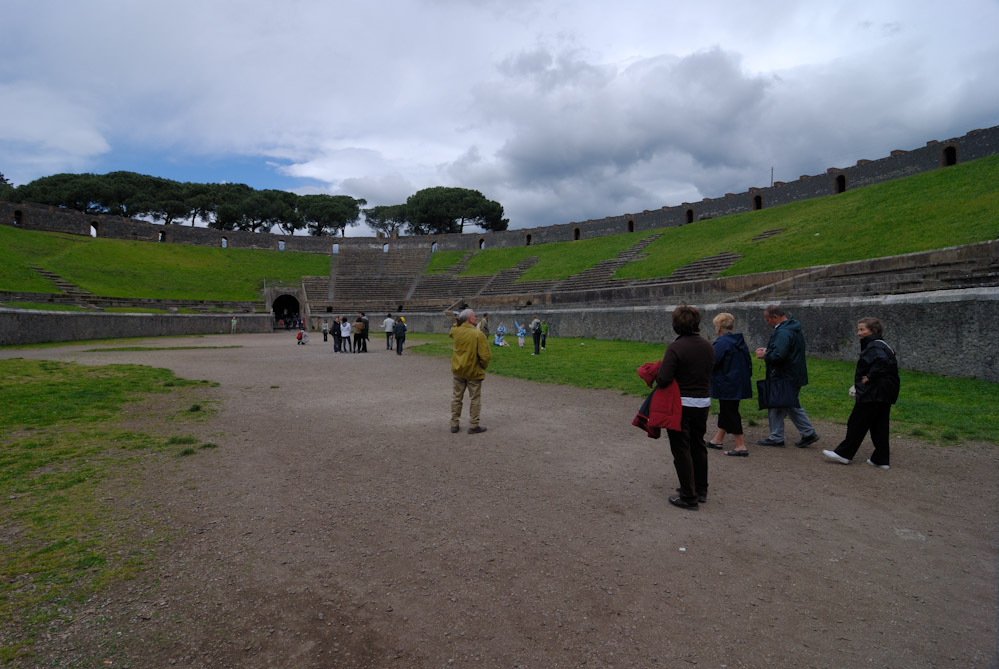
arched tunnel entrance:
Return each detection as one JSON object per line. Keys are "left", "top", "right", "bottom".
{"left": 272, "top": 294, "right": 301, "bottom": 329}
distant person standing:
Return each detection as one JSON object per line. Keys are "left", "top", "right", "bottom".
{"left": 513, "top": 319, "right": 527, "bottom": 348}
{"left": 450, "top": 309, "right": 491, "bottom": 434}
{"left": 321, "top": 319, "right": 329, "bottom": 342}
{"left": 393, "top": 316, "right": 407, "bottom": 355}
{"left": 383, "top": 313, "right": 396, "bottom": 350}
{"left": 823, "top": 317, "right": 900, "bottom": 469}
{"left": 478, "top": 312, "right": 490, "bottom": 339}
{"left": 332, "top": 316, "right": 343, "bottom": 352}
{"left": 530, "top": 314, "right": 542, "bottom": 355}
{"left": 352, "top": 317, "right": 364, "bottom": 353}
{"left": 230, "top": 316, "right": 238, "bottom": 334}
{"left": 339, "top": 316, "right": 353, "bottom": 353}
{"left": 540, "top": 320, "right": 549, "bottom": 350}
{"left": 755, "top": 305, "right": 820, "bottom": 448}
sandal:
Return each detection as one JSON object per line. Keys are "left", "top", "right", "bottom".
{"left": 706, "top": 441, "right": 724, "bottom": 449}
{"left": 724, "top": 449, "right": 749, "bottom": 457}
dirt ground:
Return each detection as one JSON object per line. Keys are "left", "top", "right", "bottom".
{"left": 4, "top": 332, "right": 997, "bottom": 668}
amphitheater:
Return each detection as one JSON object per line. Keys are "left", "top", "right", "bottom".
{"left": 2, "top": 125, "right": 998, "bottom": 380}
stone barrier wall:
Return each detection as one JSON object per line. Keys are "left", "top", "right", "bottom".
{"left": 0, "top": 310, "right": 273, "bottom": 346}
{"left": 395, "top": 289, "right": 999, "bottom": 382}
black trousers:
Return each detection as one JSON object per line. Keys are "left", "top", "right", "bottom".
{"left": 716, "top": 399, "right": 744, "bottom": 435}
{"left": 396, "top": 335, "right": 405, "bottom": 355}
{"left": 667, "top": 406, "right": 709, "bottom": 504}
{"left": 834, "top": 401, "right": 892, "bottom": 465}
{"left": 532, "top": 331, "right": 541, "bottom": 354}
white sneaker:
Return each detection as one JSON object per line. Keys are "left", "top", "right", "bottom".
{"left": 822, "top": 449, "right": 850, "bottom": 465}
{"left": 866, "top": 459, "right": 890, "bottom": 469}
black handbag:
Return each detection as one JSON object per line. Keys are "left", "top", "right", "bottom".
{"left": 756, "top": 378, "right": 801, "bottom": 410}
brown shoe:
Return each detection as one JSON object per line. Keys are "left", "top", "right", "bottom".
{"left": 467, "top": 426, "right": 487, "bottom": 434}
{"left": 450, "top": 426, "right": 460, "bottom": 433}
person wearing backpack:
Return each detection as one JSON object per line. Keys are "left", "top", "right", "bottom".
{"left": 529, "top": 315, "right": 542, "bottom": 355}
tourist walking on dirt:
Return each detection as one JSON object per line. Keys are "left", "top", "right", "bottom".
{"left": 706, "top": 313, "right": 753, "bottom": 456}
{"left": 450, "top": 309, "right": 491, "bottom": 434}
{"left": 339, "top": 317, "right": 353, "bottom": 352}
{"left": 823, "top": 317, "right": 900, "bottom": 469}
{"left": 359, "top": 313, "right": 369, "bottom": 352}
{"left": 393, "top": 317, "right": 407, "bottom": 355}
{"left": 755, "top": 305, "right": 819, "bottom": 448}
{"left": 383, "top": 314, "right": 395, "bottom": 350}
{"left": 530, "top": 315, "right": 542, "bottom": 355}
{"left": 657, "top": 306, "right": 715, "bottom": 510}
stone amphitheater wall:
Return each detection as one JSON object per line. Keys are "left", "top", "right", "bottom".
{"left": 3, "top": 126, "right": 997, "bottom": 252}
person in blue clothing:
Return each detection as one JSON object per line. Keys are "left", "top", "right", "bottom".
{"left": 755, "top": 305, "right": 820, "bottom": 448}
{"left": 493, "top": 323, "right": 509, "bottom": 346}
{"left": 706, "top": 313, "right": 753, "bottom": 456}
{"left": 513, "top": 319, "right": 527, "bottom": 348}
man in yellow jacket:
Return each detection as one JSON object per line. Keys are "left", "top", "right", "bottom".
{"left": 450, "top": 308, "right": 492, "bottom": 434}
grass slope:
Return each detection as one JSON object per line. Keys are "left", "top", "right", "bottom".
{"left": 0, "top": 227, "right": 331, "bottom": 301}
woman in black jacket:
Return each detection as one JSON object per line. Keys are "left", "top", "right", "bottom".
{"left": 823, "top": 317, "right": 900, "bottom": 469}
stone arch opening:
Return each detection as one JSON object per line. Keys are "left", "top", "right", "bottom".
{"left": 158, "top": 230, "right": 166, "bottom": 242}
{"left": 627, "top": 220, "right": 635, "bottom": 233}
{"left": 835, "top": 174, "right": 847, "bottom": 194}
{"left": 333, "top": 243, "right": 339, "bottom": 254}
{"left": 525, "top": 234, "right": 532, "bottom": 246}
{"left": 272, "top": 294, "right": 300, "bottom": 329}
{"left": 431, "top": 242, "right": 438, "bottom": 252}
{"left": 943, "top": 145, "right": 958, "bottom": 166}
{"left": 278, "top": 239, "right": 286, "bottom": 251}
{"left": 573, "top": 227, "right": 581, "bottom": 241}
{"left": 221, "top": 236, "right": 228, "bottom": 248}
{"left": 383, "top": 243, "right": 389, "bottom": 253}
{"left": 479, "top": 239, "right": 486, "bottom": 250}
{"left": 752, "top": 195, "right": 763, "bottom": 211}
{"left": 14, "top": 210, "right": 23, "bottom": 226}
{"left": 685, "top": 209, "right": 694, "bottom": 224}
{"left": 90, "top": 222, "right": 98, "bottom": 238}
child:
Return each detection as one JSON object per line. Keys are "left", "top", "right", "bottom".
{"left": 494, "top": 323, "right": 508, "bottom": 347}
{"left": 513, "top": 319, "right": 526, "bottom": 348}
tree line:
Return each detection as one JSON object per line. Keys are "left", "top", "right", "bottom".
{"left": 1, "top": 171, "right": 508, "bottom": 236}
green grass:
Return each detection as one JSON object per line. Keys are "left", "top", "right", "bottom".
{"left": 422, "top": 155, "right": 999, "bottom": 281}
{"left": 408, "top": 333, "right": 999, "bottom": 445}
{"left": 0, "top": 359, "right": 218, "bottom": 662}
{"left": 2, "top": 302, "right": 91, "bottom": 311}
{"left": 0, "top": 226, "right": 331, "bottom": 301}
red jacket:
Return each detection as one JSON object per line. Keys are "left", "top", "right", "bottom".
{"left": 632, "top": 361, "right": 682, "bottom": 438}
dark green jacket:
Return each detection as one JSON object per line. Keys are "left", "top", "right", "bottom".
{"left": 764, "top": 318, "right": 808, "bottom": 387}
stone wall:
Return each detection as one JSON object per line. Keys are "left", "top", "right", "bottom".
{"left": 3, "top": 125, "right": 997, "bottom": 252}
{"left": 0, "top": 310, "right": 273, "bottom": 346}
{"left": 395, "top": 289, "right": 999, "bottom": 382}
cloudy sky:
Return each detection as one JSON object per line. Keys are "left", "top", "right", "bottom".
{"left": 3, "top": 0, "right": 998, "bottom": 234}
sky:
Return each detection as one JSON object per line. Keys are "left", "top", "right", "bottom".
{"left": 3, "top": 0, "right": 998, "bottom": 236}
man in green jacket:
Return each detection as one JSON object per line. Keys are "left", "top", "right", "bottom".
{"left": 450, "top": 308, "right": 492, "bottom": 434}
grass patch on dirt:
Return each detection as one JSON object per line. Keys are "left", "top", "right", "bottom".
{"left": 408, "top": 333, "right": 999, "bottom": 445}
{"left": 0, "top": 359, "right": 218, "bottom": 663}
{"left": 2, "top": 302, "right": 91, "bottom": 312}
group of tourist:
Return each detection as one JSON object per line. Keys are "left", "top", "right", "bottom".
{"left": 310, "top": 313, "right": 409, "bottom": 355}
{"left": 446, "top": 305, "right": 901, "bottom": 513}
{"left": 652, "top": 304, "right": 900, "bottom": 511}
{"left": 488, "top": 314, "right": 549, "bottom": 353}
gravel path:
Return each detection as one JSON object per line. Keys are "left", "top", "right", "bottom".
{"left": 6, "top": 332, "right": 997, "bottom": 667}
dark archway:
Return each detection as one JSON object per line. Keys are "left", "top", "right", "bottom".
{"left": 573, "top": 227, "right": 581, "bottom": 241}
{"left": 158, "top": 230, "right": 166, "bottom": 242}
{"left": 90, "top": 222, "right": 98, "bottom": 238}
{"left": 272, "top": 294, "right": 301, "bottom": 329}
{"left": 943, "top": 146, "right": 957, "bottom": 166}
{"left": 14, "top": 210, "right": 23, "bottom": 226}
{"left": 525, "top": 234, "right": 532, "bottom": 246}
{"left": 685, "top": 209, "right": 694, "bottom": 224}
{"left": 835, "top": 174, "right": 847, "bottom": 194}
{"left": 752, "top": 195, "right": 763, "bottom": 211}
{"left": 627, "top": 220, "right": 634, "bottom": 233}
